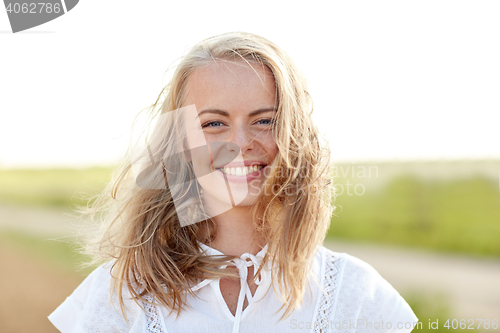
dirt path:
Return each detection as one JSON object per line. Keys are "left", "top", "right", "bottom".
{"left": 0, "top": 244, "right": 85, "bottom": 333}
{"left": 0, "top": 205, "right": 86, "bottom": 332}
{"left": 0, "top": 204, "right": 81, "bottom": 238}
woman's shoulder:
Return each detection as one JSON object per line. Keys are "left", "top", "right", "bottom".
{"left": 315, "top": 245, "right": 398, "bottom": 294}
{"left": 314, "top": 246, "right": 419, "bottom": 332}
{"left": 314, "top": 245, "right": 385, "bottom": 290}
{"left": 48, "top": 263, "right": 147, "bottom": 333}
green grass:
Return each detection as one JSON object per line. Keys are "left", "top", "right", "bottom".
{"left": 0, "top": 166, "right": 113, "bottom": 209}
{"left": 0, "top": 229, "right": 95, "bottom": 275}
{"left": 402, "top": 291, "right": 458, "bottom": 333}
{"left": 401, "top": 291, "right": 491, "bottom": 333}
{"left": 328, "top": 175, "right": 500, "bottom": 256}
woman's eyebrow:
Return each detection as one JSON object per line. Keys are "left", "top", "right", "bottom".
{"left": 197, "top": 109, "right": 229, "bottom": 118}
{"left": 196, "top": 108, "right": 277, "bottom": 118}
{"left": 248, "top": 108, "right": 277, "bottom": 117}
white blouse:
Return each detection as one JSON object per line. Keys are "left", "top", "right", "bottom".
{"left": 49, "top": 244, "right": 418, "bottom": 333}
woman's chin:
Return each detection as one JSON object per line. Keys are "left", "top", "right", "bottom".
{"left": 233, "top": 194, "right": 259, "bottom": 207}
{"left": 200, "top": 189, "right": 260, "bottom": 213}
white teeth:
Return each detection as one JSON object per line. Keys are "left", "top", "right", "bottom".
{"left": 221, "top": 165, "right": 264, "bottom": 176}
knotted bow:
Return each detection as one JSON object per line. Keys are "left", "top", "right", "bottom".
{"left": 228, "top": 252, "right": 269, "bottom": 333}
{"left": 191, "top": 243, "right": 271, "bottom": 333}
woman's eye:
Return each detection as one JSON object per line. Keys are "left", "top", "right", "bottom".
{"left": 255, "top": 118, "right": 275, "bottom": 126}
{"left": 202, "top": 121, "right": 224, "bottom": 128}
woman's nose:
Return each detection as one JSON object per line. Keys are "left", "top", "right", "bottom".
{"left": 229, "top": 126, "right": 254, "bottom": 152}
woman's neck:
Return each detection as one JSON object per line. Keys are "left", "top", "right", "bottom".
{"left": 208, "top": 206, "right": 265, "bottom": 257}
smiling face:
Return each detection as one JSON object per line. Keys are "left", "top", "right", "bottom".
{"left": 183, "top": 59, "right": 279, "bottom": 211}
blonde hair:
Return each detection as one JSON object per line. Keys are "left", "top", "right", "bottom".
{"left": 80, "top": 31, "right": 334, "bottom": 320}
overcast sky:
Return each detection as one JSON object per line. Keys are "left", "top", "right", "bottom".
{"left": 1, "top": 1, "right": 499, "bottom": 168}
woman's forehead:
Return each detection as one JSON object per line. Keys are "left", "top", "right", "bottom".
{"left": 183, "top": 59, "right": 276, "bottom": 110}
{"left": 188, "top": 59, "right": 273, "bottom": 85}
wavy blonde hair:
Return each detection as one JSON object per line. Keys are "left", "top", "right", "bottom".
{"left": 80, "top": 31, "right": 334, "bottom": 320}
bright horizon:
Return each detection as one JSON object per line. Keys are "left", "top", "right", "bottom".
{"left": 1, "top": 1, "right": 499, "bottom": 168}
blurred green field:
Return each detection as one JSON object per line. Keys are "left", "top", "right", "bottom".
{"left": 328, "top": 161, "right": 500, "bottom": 257}
{"left": 403, "top": 291, "right": 461, "bottom": 333}
{"left": 0, "top": 166, "right": 114, "bottom": 209}
{"left": 0, "top": 166, "right": 113, "bottom": 273}
{"left": 0, "top": 229, "right": 94, "bottom": 275}
{"left": 1, "top": 161, "right": 499, "bottom": 257}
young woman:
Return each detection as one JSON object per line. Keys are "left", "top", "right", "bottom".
{"left": 49, "top": 32, "right": 418, "bottom": 332}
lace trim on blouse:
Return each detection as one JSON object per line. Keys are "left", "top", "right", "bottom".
{"left": 144, "top": 294, "right": 165, "bottom": 333}
{"left": 313, "top": 249, "right": 342, "bottom": 333}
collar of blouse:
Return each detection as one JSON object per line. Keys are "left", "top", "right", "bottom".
{"left": 189, "top": 242, "right": 274, "bottom": 333}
